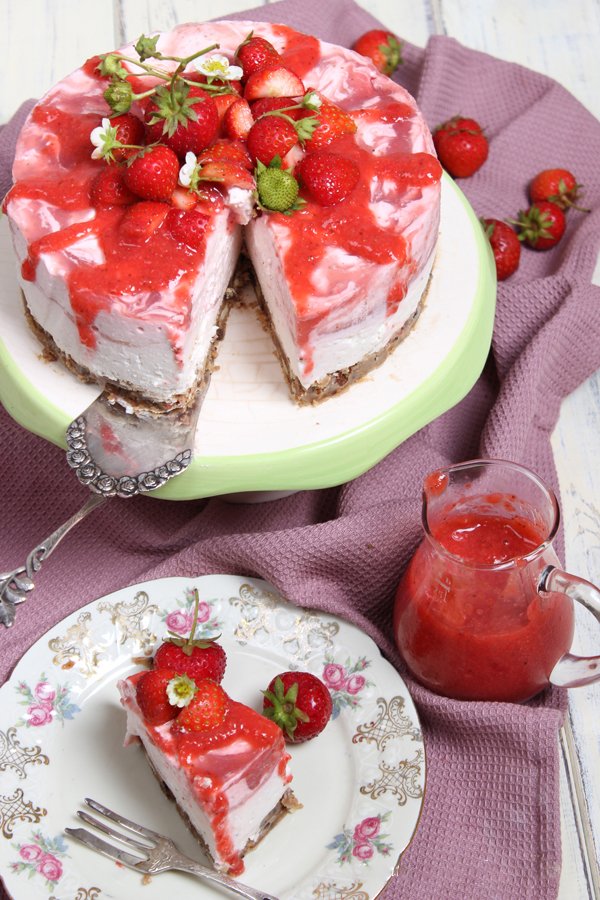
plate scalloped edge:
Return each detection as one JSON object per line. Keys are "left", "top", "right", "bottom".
{"left": 0, "top": 574, "right": 425, "bottom": 900}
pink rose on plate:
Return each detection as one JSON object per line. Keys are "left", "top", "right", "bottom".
{"left": 37, "top": 854, "right": 62, "bottom": 882}
{"left": 19, "top": 844, "right": 42, "bottom": 862}
{"left": 27, "top": 705, "right": 53, "bottom": 726}
{"left": 196, "top": 601, "right": 210, "bottom": 624}
{"left": 354, "top": 816, "right": 381, "bottom": 840}
{"left": 34, "top": 682, "right": 56, "bottom": 703}
{"left": 346, "top": 674, "right": 366, "bottom": 695}
{"left": 322, "top": 663, "right": 347, "bottom": 689}
{"left": 352, "top": 841, "right": 374, "bottom": 861}
{"left": 165, "top": 610, "right": 194, "bottom": 635}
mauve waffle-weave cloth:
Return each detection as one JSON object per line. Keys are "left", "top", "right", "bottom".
{"left": 2, "top": 1, "right": 600, "bottom": 897}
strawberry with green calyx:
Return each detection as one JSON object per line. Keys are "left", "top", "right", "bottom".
{"left": 510, "top": 200, "right": 566, "bottom": 251}
{"left": 352, "top": 29, "right": 403, "bottom": 76}
{"left": 153, "top": 588, "right": 227, "bottom": 683}
{"left": 144, "top": 83, "right": 219, "bottom": 156}
{"left": 262, "top": 671, "right": 332, "bottom": 743}
{"left": 255, "top": 158, "right": 305, "bottom": 214}
{"left": 529, "top": 168, "right": 590, "bottom": 213}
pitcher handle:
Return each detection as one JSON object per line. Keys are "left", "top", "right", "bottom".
{"left": 539, "top": 565, "right": 600, "bottom": 688}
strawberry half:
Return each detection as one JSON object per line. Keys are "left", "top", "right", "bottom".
{"left": 223, "top": 98, "right": 255, "bottom": 141}
{"left": 119, "top": 201, "right": 170, "bottom": 244}
{"left": 244, "top": 66, "right": 305, "bottom": 102}
{"left": 198, "top": 138, "right": 253, "bottom": 170}
{"left": 153, "top": 588, "right": 227, "bottom": 683}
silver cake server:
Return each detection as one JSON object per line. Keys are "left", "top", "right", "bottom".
{"left": 0, "top": 390, "right": 202, "bottom": 627}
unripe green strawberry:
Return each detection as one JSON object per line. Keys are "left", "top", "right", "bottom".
{"left": 255, "top": 160, "right": 303, "bottom": 213}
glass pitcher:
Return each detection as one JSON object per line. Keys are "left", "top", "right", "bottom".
{"left": 393, "top": 459, "right": 600, "bottom": 702}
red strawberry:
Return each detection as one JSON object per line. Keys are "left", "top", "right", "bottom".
{"left": 262, "top": 671, "right": 332, "bottom": 743}
{"left": 109, "top": 113, "right": 145, "bottom": 161}
{"left": 165, "top": 208, "right": 211, "bottom": 250}
{"left": 153, "top": 588, "right": 227, "bottom": 683}
{"left": 197, "top": 159, "right": 256, "bottom": 191}
{"left": 481, "top": 219, "right": 521, "bottom": 281}
{"left": 119, "top": 201, "right": 170, "bottom": 244}
{"left": 223, "top": 98, "right": 255, "bottom": 141}
{"left": 171, "top": 186, "right": 198, "bottom": 210}
{"left": 89, "top": 166, "right": 136, "bottom": 207}
{"left": 136, "top": 668, "right": 179, "bottom": 725}
{"left": 124, "top": 145, "right": 179, "bottom": 201}
{"left": 244, "top": 66, "right": 305, "bottom": 102}
{"left": 529, "top": 168, "right": 589, "bottom": 212}
{"left": 145, "top": 85, "right": 219, "bottom": 157}
{"left": 304, "top": 101, "right": 357, "bottom": 150}
{"left": 173, "top": 679, "right": 230, "bottom": 732}
{"left": 433, "top": 115, "right": 489, "bottom": 178}
{"left": 247, "top": 116, "right": 299, "bottom": 165}
{"left": 512, "top": 200, "right": 566, "bottom": 250}
{"left": 198, "top": 138, "right": 253, "bottom": 170}
{"left": 213, "top": 92, "right": 239, "bottom": 125}
{"left": 296, "top": 150, "right": 360, "bottom": 205}
{"left": 235, "top": 34, "right": 281, "bottom": 79}
{"left": 352, "top": 29, "right": 403, "bottom": 76}
{"left": 251, "top": 96, "right": 299, "bottom": 119}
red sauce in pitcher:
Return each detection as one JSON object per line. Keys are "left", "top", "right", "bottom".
{"left": 394, "top": 506, "right": 574, "bottom": 702}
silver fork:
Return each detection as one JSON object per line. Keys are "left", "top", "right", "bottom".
{"left": 65, "top": 798, "right": 280, "bottom": 900}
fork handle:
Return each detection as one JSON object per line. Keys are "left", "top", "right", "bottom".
{"left": 0, "top": 492, "right": 106, "bottom": 627}
{"left": 172, "top": 860, "right": 279, "bottom": 900}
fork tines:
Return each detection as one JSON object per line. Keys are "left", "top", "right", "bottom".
{"left": 65, "top": 798, "right": 160, "bottom": 873}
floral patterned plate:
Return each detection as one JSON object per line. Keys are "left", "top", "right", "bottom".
{"left": 0, "top": 575, "right": 425, "bottom": 900}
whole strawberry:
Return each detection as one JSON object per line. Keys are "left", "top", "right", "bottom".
{"left": 153, "top": 588, "right": 227, "bottom": 683}
{"left": 235, "top": 34, "right": 282, "bottom": 79}
{"left": 513, "top": 200, "right": 566, "bottom": 251}
{"left": 352, "top": 30, "right": 403, "bottom": 76}
{"left": 263, "top": 671, "right": 332, "bottom": 743}
{"left": 296, "top": 151, "right": 360, "bottom": 205}
{"left": 173, "top": 679, "right": 230, "bottom": 733}
{"left": 529, "top": 168, "right": 589, "bottom": 212}
{"left": 255, "top": 159, "right": 303, "bottom": 213}
{"left": 124, "top": 145, "right": 179, "bottom": 201}
{"left": 247, "top": 115, "right": 299, "bottom": 165}
{"left": 145, "top": 85, "right": 219, "bottom": 157}
{"left": 481, "top": 218, "right": 521, "bottom": 280}
{"left": 136, "top": 668, "right": 179, "bottom": 725}
{"left": 433, "top": 115, "right": 488, "bottom": 178}
{"left": 90, "top": 166, "right": 136, "bottom": 208}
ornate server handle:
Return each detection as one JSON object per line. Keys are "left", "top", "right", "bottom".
{"left": 0, "top": 493, "right": 107, "bottom": 627}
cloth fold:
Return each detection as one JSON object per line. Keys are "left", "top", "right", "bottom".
{"left": 2, "top": 1, "right": 600, "bottom": 897}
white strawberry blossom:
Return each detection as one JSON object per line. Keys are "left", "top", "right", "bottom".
{"left": 179, "top": 151, "right": 198, "bottom": 188}
{"left": 89, "top": 117, "right": 117, "bottom": 159}
{"left": 166, "top": 674, "right": 197, "bottom": 708}
{"left": 193, "top": 53, "right": 243, "bottom": 81}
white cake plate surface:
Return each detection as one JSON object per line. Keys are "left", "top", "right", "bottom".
{"left": 0, "top": 175, "right": 496, "bottom": 500}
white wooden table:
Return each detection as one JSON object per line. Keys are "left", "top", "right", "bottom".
{"left": 2, "top": 1, "right": 599, "bottom": 896}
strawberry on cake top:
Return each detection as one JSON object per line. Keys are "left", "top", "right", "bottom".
{"left": 4, "top": 21, "right": 442, "bottom": 408}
